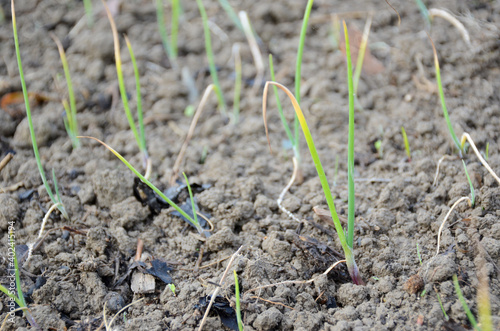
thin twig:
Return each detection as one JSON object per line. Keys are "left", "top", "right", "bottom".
{"left": 461, "top": 132, "right": 500, "bottom": 185}
{"left": 170, "top": 84, "right": 215, "bottom": 186}
{"left": 0, "top": 181, "right": 24, "bottom": 193}
{"left": 248, "top": 296, "right": 295, "bottom": 310}
{"left": 277, "top": 157, "right": 301, "bottom": 223}
{"left": 134, "top": 238, "right": 144, "bottom": 262}
{"left": 198, "top": 246, "right": 244, "bottom": 331}
{"left": 435, "top": 196, "right": 471, "bottom": 256}
{"left": 26, "top": 203, "right": 61, "bottom": 263}
{"left": 245, "top": 260, "right": 346, "bottom": 295}
{"left": 0, "top": 152, "right": 13, "bottom": 172}
{"left": 433, "top": 155, "right": 456, "bottom": 186}
{"left": 428, "top": 8, "right": 471, "bottom": 46}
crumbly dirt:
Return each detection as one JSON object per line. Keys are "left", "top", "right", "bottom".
{"left": 0, "top": 0, "right": 499, "bottom": 330}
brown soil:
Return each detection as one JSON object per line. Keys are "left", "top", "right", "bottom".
{"left": 0, "top": 0, "right": 499, "bottom": 330}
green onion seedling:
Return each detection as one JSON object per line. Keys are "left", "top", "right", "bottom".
{"left": 262, "top": 22, "right": 363, "bottom": 285}
{"left": 353, "top": 15, "right": 373, "bottom": 96}
{"left": 78, "top": 136, "right": 210, "bottom": 238}
{"left": 430, "top": 37, "right": 500, "bottom": 186}
{"left": 269, "top": 54, "right": 296, "bottom": 159}
{"left": 104, "top": 3, "right": 151, "bottom": 179}
{"left": 12, "top": 0, "right": 68, "bottom": 220}
{"left": 462, "top": 160, "right": 475, "bottom": 207}
{"left": 435, "top": 288, "right": 449, "bottom": 321}
{"left": 83, "top": 0, "right": 93, "bottom": 27}
{"left": 156, "top": 0, "right": 176, "bottom": 65}
{"left": 484, "top": 142, "right": 489, "bottom": 161}
{"left": 429, "top": 36, "right": 463, "bottom": 156}
{"left": 195, "top": 0, "right": 227, "bottom": 115}
{"left": 414, "top": 0, "right": 431, "bottom": 27}
{"left": 217, "top": 0, "right": 243, "bottom": 31}
{"left": 453, "top": 275, "right": 480, "bottom": 331}
{"left": 401, "top": 126, "right": 411, "bottom": 161}
{"left": 171, "top": 0, "right": 180, "bottom": 59}
{"left": 263, "top": 80, "right": 363, "bottom": 284}
{"left": 294, "top": 0, "right": 315, "bottom": 163}
{"left": 234, "top": 270, "right": 243, "bottom": 331}
{"left": 183, "top": 172, "right": 202, "bottom": 234}
{"left": 51, "top": 33, "right": 80, "bottom": 149}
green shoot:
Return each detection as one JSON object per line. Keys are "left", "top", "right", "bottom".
{"left": 429, "top": 36, "right": 462, "bottom": 156}
{"left": 294, "top": 0, "right": 315, "bottom": 162}
{"left": 263, "top": 80, "right": 363, "bottom": 284}
{"left": 453, "top": 275, "right": 480, "bottom": 331}
{"left": 462, "top": 160, "right": 475, "bottom": 207}
{"left": 485, "top": 142, "right": 489, "bottom": 161}
{"left": 83, "top": 0, "right": 93, "bottom": 27}
{"left": 195, "top": 0, "right": 227, "bottom": 115}
{"left": 183, "top": 172, "right": 199, "bottom": 231}
{"left": 415, "top": 0, "right": 431, "bottom": 27}
{"left": 374, "top": 139, "right": 383, "bottom": 158}
{"left": 104, "top": 4, "right": 151, "bottom": 178}
{"left": 168, "top": 283, "right": 176, "bottom": 296}
{"left": 435, "top": 289, "right": 449, "bottom": 321}
{"left": 184, "top": 105, "right": 195, "bottom": 117}
{"left": 344, "top": 21, "right": 356, "bottom": 252}
{"left": 217, "top": 0, "right": 243, "bottom": 31}
{"left": 234, "top": 270, "right": 243, "bottom": 331}
{"left": 421, "top": 289, "right": 427, "bottom": 297}
{"left": 401, "top": 126, "right": 411, "bottom": 161}
{"left": 156, "top": 0, "right": 176, "bottom": 64}
{"left": 232, "top": 43, "right": 242, "bottom": 123}
{"left": 124, "top": 35, "right": 150, "bottom": 176}
{"left": 269, "top": 54, "right": 295, "bottom": 155}
{"left": 416, "top": 243, "right": 422, "bottom": 265}
{"left": 78, "top": 136, "right": 210, "bottom": 238}
{"left": 353, "top": 15, "right": 373, "bottom": 95}
{"left": 51, "top": 33, "right": 80, "bottom": 149}
{"left": 12, "top": 0, "right": 68, "bottom": 220}
{"left": 261, "top": 22, "right": 362, "bottom": 284}
{"left": 171, "top": 0, "right": 180, "bottom": 59}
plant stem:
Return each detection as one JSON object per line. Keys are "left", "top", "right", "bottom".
{"left": 344, "top": 21, "right": 356, "bottom": 250}
{"left": 12, "top": 0, "right": 67, "bottom": 219}
{"left": 269, "top": 54, "right": 294, "bottom": 146}
{"left": 171, "top": 0, "right": 180, "bottom": 59}
{"left": 294, "top": 0, "right": 314, "bottom": 162}
{"left": 429, "top": 36, "right": 462, "bottom": 155}
{"left": 156, "top": 0, "right": 175, "bottom": 63}
{"left": 124, "top": 35, "right": 147, "bottom": 160}
{"left": 263, "top": 82, "right": 363, "bottom": 285}
{"left": 196, "top": 0, "right": 226, "bottom": 114}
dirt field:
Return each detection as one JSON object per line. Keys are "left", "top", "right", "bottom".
{"left": 0, "top": 0, "right": 499, "bottom": 330}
